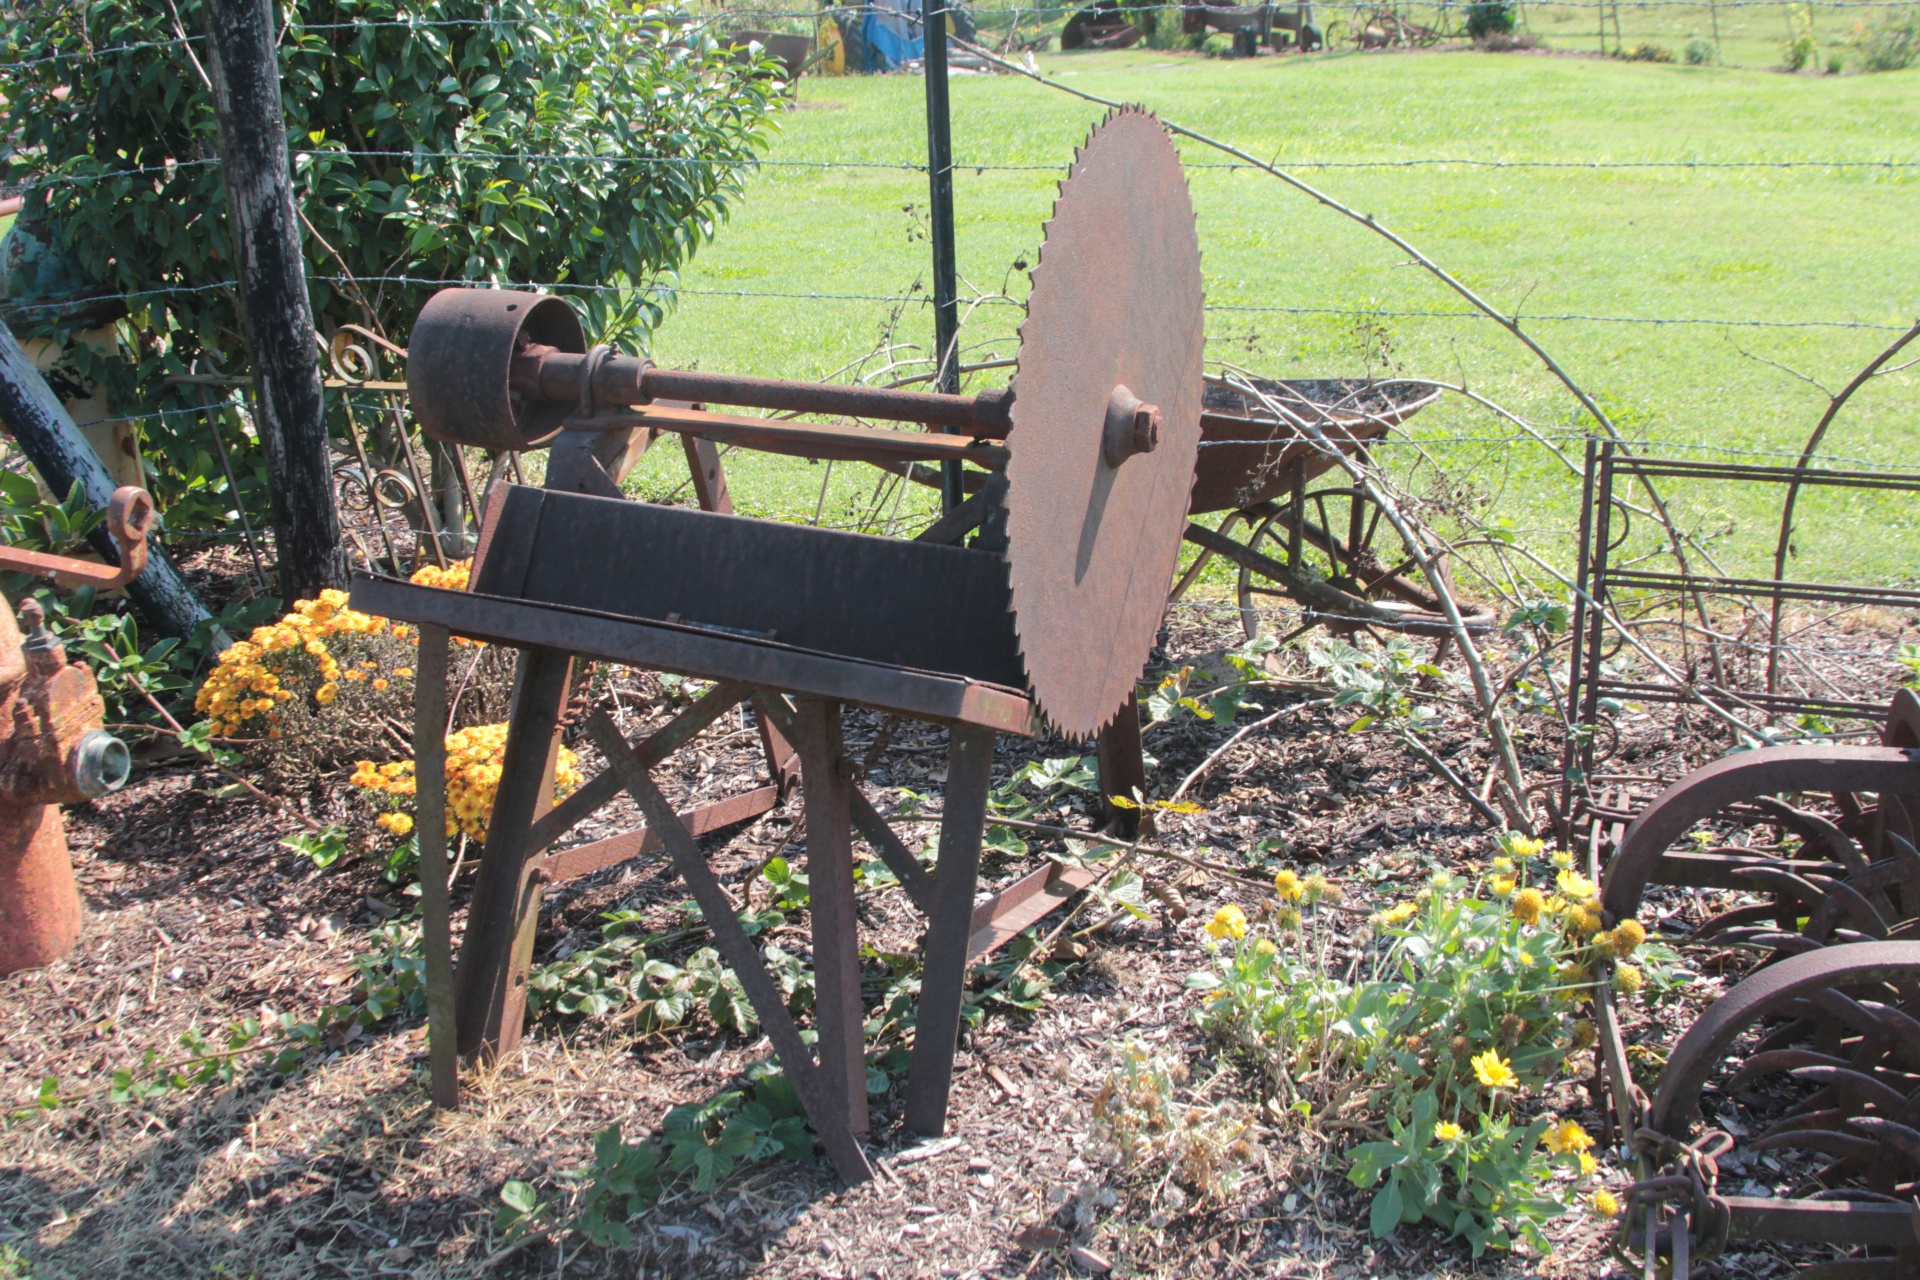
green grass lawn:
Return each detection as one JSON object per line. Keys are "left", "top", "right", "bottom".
{"left": 637, "top": 42, "right": 1918, "bottom": 589}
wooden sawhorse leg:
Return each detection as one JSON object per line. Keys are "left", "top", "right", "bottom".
{"left": 789, "top": 698, "right": 870, "bottom": 1135}
{"left": 586, "top": 713, "right": 874, "bottom": 1184}
{"left": 905, "top": 723, "right": 996, "bottom": 1136}
{"left": 452, "top": 644, "right": 572, "bottom": 1062}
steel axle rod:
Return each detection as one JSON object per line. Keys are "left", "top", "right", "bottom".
{"left": 514, "top": 346, "right": 1015, "bottom": 438}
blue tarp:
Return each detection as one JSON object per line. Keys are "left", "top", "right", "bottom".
{"left": 861, "top": 0, "right": 923, "bottom": 70}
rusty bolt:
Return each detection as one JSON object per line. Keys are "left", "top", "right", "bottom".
{"left": 1102, "top": 384, "right": 1162, "bottom": 469}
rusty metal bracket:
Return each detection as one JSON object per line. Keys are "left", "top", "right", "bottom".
{"left": 0, "top": 485, "right": 153, "bottom": 589}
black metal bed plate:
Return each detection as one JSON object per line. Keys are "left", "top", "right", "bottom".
{"left": 348, "top": 576, "right": 1036, "bottom": 735}
{"left": 471, "top": 484, "right": 1025, "bottom": 689}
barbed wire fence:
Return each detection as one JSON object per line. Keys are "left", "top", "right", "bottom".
{"left": 5, "top": 1, "right": 1919, "bottom": 799}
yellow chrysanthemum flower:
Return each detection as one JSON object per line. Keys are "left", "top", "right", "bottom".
{"left": 1592, "top": 1189, "right": 1620, "bottom": 1218}
{"left": 1274, "top": 869, "right": 1303, "bottom": 903}
{"left": 376, "top": 812, "right": 415, "bottom": 837}
{"left": 314, "top": 682, "right": 339, "bottom": 705}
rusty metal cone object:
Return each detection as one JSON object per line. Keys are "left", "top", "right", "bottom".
{"left": 1005, "top": 107, "right": 1204, "bottom": 739}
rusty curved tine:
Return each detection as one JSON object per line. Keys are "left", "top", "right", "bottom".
{"left": 1883, "top": 688, "right": 1920, "bottom": 750}
{"left": 1803, "top": 874, "right": 1892, "bottom": 939}
{"left": 1648, "top": 944, "right": 1920, "bottom": 1136}
{"left": 1726, "top": 1048, "right": 1855, "bottom": 1092}
{"left": 1752, "top": 797, "right": 1876, "bottom": 880}
{"left": 1600, "top": 747, "right": 1920, "bottom": 926}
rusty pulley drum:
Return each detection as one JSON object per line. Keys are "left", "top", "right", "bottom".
{"left": 406, "top": 107, "right": 1205, "bottom": 741}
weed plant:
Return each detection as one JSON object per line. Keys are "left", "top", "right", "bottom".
{"left": 1186, "top": 835, "right": 1663, "bottom": 1254}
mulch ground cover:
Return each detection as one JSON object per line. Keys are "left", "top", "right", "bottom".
{"left": 0, "top": 598, "right": 1899, "bottom": 1279}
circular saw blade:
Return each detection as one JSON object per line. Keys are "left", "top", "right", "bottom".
{"left": 1005, "top": 108, "right": 1204, "bottom": 738}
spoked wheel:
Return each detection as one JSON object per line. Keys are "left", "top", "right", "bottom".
{"left": 1599, "top": 746, "right": 1920, "bottom": 960}
{"left": 1622, "top": 942, "right": 1920, "bottom": 1279}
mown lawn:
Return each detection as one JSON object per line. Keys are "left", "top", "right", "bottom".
{"left": 637, "top": 40, "right": 1918, "bottom": 589}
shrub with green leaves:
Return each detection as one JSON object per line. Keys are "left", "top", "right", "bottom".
{"left": 0, "top": 0, "right": 778, "bottom": 521}
{"left": 1850, "top": 9, "right": 1919, "bottom": 70}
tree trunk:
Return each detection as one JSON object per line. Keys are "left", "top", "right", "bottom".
{"left": 0, "top": 323, "right": 214, "bottom": 641}
{"left": 204, "top": 0, "right": 344, "bottom": 603}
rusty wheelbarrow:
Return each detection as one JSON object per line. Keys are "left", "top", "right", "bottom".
{"left": 1174, "top": 375, "right": 1497, "bottom": 644}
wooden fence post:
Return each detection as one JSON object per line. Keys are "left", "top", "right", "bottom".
{"left": 204, "top": 0, "right": 345, "bottom": 603}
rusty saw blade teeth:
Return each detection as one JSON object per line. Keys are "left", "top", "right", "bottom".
{"left": 1004, "top": 107, "right": 1204, "bottom": 739}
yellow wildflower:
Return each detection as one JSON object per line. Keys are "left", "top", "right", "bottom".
{"left": 1579, "top": 1152, "right": 1598, "bottom": 1176}
{"left": 1491, "top": 856, "right": 1514, "bottom": 873}
{"left": 373, "top": 678, "right": 390, "bottom": 691}
{"left": 1435, "top": 1121, "right": 1465, "bottom": 1142}
{"left": 1610, "top": 919, "right": 1647, "bottom": 956}
{"left": 1204, "top": 905, "right": 1248, "bottom": 941}
{"left": 1557, "top": 869, "right": 1598, "bottom": 900}
{"left": 1254, "top": 938, "right": 1277, "bottom": 956}
{"left": 394, "top": 667, "right": 413, "bottom": 679}
{"left": 1592, "top": 1189, "right": 1620, "bottom": 1218}
{"left": 1614, "top": 963, "right": 1644, "bottom": 996}
{"left": 376, "top": 812, "right": 415, "bottom": 837}
{"left": 1302, "top": 873, "right": 1341, "bottom": 905}
{"left": 1274, "top": 869, "right": 1303, "bottom": 902}
{"left": 1512, "top": 887, "right": 1545, "bottom": 926}
{"left": 1471, "top": 1050, "right": 1518, "bottom": 1090}
{"left": 1545, "top": 1121, "right": 1594, "bottom": 1155}
{"left": 1374, "top": 902, "right": 1419, "bottom": 929}
{"left": 314, "top": 682, "right": 339, "bottom": 706}
{"left": 1506, "top": 834, "right": 1546, "bottom": 859}
{"left": 1552, "top": 849, "right": 1573, "bottom": 869}
{"left": 1490, "top": 875, "right": 1516, "bottom": 898}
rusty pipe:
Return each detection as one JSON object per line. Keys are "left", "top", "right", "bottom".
{"left": 511, "top": 346, "right": 1014, "bottom": 439}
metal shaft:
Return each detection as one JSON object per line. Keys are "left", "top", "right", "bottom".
{"left": 514, "top": 348, "right": 1011, "bottom": 438}
{"left": 922, "top": 0, "right": 964, "bottom": 511}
